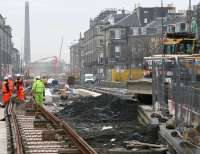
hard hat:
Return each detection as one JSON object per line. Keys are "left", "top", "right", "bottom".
{"left": 16, "top": 74, "right": 21, "bottom": 77}
{"left": 35, "top": 75, "right": 40, "bottom": 79}
{"left": 4, "top": 76, "right": 8, "bottom": 80}
{"left": 8, "top": 75, "right": 12, "bottom": 78}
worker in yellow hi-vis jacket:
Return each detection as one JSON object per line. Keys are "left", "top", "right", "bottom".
{"left": 31, "top": 76, "right": 45, "bottom": 106}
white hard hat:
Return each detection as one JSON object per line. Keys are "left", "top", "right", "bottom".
{"left": 35, "top": 75, "right": 40, "bottom": 79}
{"left": 16, "top": 74, "right": 21, "bottom": 77}
{"left": 8, "top": 75, "right": 12, "bottom": 78}
{"left": 4, "top": 76, "right": 8, "bottom": 80}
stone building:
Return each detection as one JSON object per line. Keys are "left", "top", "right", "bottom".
{"left": 82, "top": 9, "right": 129, "bottom": 80}
{"left": 0, "top": 14, "right": 12, "bottom": 78}
{"left": 70, "top": 43, "right": 80, "bottom": 78}
{"left": 104, "top": 14, "right": 140, "bottom": 78}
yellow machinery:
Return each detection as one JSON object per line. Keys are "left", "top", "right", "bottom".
{"left": 143, "top": 32, "right": 198, "bottom": 78}
{"left": 163, "top": 32, "right": 197, "bottom": 54}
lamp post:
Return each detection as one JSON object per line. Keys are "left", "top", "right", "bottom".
{"left": 188, "top": 0, "right": 192, "bottom": 32}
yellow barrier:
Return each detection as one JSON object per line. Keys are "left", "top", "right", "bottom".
{"left": 111, "top": 69, "right": 144, "bottom": 82}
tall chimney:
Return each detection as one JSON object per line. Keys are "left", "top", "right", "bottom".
{"left": 24, "top": 1, "right": 31, "bottom": 65}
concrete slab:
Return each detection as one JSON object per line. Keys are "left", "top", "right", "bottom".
{"left": 127, "top": 79, "right": 152, "bottom": 94}
{"left": 159, "top": 124, "right": 200, "bottom": 154}
{"left": 137, "top": 105, "right": 153, "bottom": 125}
{"left": 0, "top": 108, "right": 7, "bottom": 154}
{"left": 76, "top": 89, "right": 101, "bottom": 97}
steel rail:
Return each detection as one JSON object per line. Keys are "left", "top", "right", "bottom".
{"left": 7, "top": 87, "right": 32, "bottom": 154}
{"left": 32, "top": 99, "right": 97, "bottom": 154}
{"left": 8, "top": 101, "right": 25, "bottom": 154}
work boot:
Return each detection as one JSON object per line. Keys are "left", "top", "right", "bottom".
{"left": 0, "top": 117, "right": 5, "bottom": 121}
{"left": 0, "top": 104, "right": 5, "bottom": 108}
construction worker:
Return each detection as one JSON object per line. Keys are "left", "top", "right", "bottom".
{"left": 1, "top": 76, "right": 10, "bottom": 107}
{"left": 31, "top": 76, "right": 45, "bottom": 106}
{"left": 14, "top": 74, "right": 24, "bottom": 102}
{"left": 8, "top": 75, "right": 13, "bottom": 97}
{"left": 0, "top": 76, "right": 10, "bottom": 121}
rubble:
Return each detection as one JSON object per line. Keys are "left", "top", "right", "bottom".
{"left": 56, "top": 94, "right": 160, "bottom": 149}
{"left": 57, "top": 94, "right": 138, "bottom": 122}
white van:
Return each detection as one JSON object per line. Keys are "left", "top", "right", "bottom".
{"left": 84, "top": 74, "right": 95, "bottom": 83}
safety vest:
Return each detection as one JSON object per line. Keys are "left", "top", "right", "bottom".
{"left": 2, "top": 81, "right": 9, "bottom": 94}
{"left": 8, "top": 79, "right": 13, "bottom": 91}
{"left": 34, "top": 80, "right": 44, "bottom": 93}
{"left": 16, "top": 80, "right": 23, "bottom": 91}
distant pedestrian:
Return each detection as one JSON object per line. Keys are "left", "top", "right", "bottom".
{"left": 31, "top": 76, "right": 45, "bottom": 106}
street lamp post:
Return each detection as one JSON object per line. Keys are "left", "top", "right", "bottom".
{"left": 103, "top": 28, "right": 107, "bottom": 81}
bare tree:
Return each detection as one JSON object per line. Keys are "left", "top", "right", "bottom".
{"left": 128, "top": 35, "right": 161, "bottom": 68}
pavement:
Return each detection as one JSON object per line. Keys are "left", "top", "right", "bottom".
{"left": 0, "top": 107, "right": 7, "bottom": 154}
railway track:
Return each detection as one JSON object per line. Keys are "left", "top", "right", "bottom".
{"left": 6, "top": 93, "right": 97, "bottom": 154}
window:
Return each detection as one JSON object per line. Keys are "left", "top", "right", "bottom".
{"left": 167, "top": 25, "right": 176, "bottom": 33}
{"left": 115, "top": 30, "right": 121, "bottom": 39}
{"left": 99, "top": 26, "right": 104, "bottom": 32}
{"left": 100, "top": 39, "right": 104, "bottom": 46}
{"left": 100, "top": 68, "right": 103, "bottom": 73}
{"left": 138, "top": 27, "right": 142, "bottom": 34}
{"left": 98, "top": 53, "right": 104, "bottom": 64}
{"left": 132, "top": 28, "right": 138, "bottom": 35}
{"left": 180, "top": 23, "right": 186, "bottom": 32}
{"left": 115, "top": 46, "right": 121, "bottom": 58}
{"left": 132, "top": 47, "right": 136, "bottom": 56}
{"left": 96, "top": 27, "right": 100, "bottom": 33}
{"left": 144, "top": 18, "right": 148, "bottom": 24}
{"left": 132, "top": 27, "right": 142, "bottom": 35}
{"left": 110, "top": 30, "right": 115, "bottom": 38}
{"left": 168, "top": 9, "right": 175, "bottom": 13}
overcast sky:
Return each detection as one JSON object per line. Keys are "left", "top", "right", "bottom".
{"left": 0, "top": 0, "right": 199, "bottom": 63}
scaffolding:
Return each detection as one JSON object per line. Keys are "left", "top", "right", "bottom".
{"left": 152, "top": 55, "right": 200, "bottom": 129}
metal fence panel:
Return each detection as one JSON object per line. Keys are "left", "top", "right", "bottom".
{"left": 152, "top": 57, "right": 200, "bottom": 128}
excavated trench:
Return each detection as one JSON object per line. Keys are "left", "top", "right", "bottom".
{"left": 56, "top": 94, "right": 163, "bottom": 151}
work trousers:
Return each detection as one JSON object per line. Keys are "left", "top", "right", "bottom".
{"left": 33, "top": 93, "right": 44, "bottom": 106}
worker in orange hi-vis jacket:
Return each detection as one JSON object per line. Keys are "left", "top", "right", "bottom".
{"left": 1, "top": 76, "right": 10, "bottom": 106}
{"left": 14, "top": 74, "right": 24, "bottom": 102}
{"left": 8, "top": 75, "right": 13, "bottom": 97}
{"left": 0, "top": 76, "right": 11, "bottom": 121}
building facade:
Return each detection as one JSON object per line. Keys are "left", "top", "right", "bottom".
{"left": 70, "top": 43, "right": 80, "bottom": 78}
{"left": 0, "top": 14, "right": 12, "bottom": 78}
{"left": 82, "top": 9, "right": 129, "bottom": 80}
{"left": 104, "top": 14, "right": 140, "bottom": 79}
{"left": 135, "top": 6, "right": 176, "bottom": 27}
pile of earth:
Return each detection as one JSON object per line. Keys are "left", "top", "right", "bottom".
{"left": 56, "top": 94, "right": 159, "bottom": 148}
{"left": 57, "top": 94, "right": 138, "bottom": 122}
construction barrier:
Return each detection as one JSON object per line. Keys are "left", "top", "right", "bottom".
{"left": 111, "top": 69, "right": 144, "bottom": 82}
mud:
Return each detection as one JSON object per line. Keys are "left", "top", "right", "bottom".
{"left": 56, "top": 94, "right": 159, "bottom": 149}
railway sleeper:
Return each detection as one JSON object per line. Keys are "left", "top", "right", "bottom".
{"left": 42, "top": 130, "right": 57, "bottom": 141}
{"left": 33, "top": 119, "right": 48, "bottom": 128}
{"left": 25, "top": 108, "right": 37, "bottom": 116}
